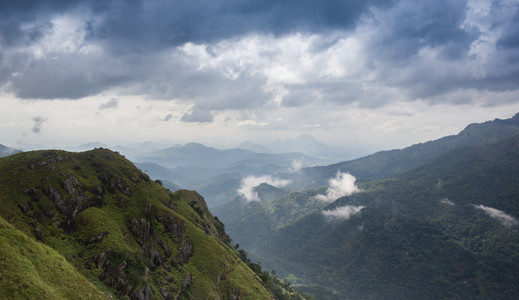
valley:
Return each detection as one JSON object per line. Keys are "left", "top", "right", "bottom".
{"left": 1, "top": 113, "right": 519, "bottom": 299}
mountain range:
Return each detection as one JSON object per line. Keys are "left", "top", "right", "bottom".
{"left": 57, "top": 137, "right": 342, "bottom": 208}
{"left": 3, "top": 113, "right": 518, "bottom": 299}
{"left": 213, "top": 113, "right": 519, "bottom": 299}
{"left": 238, "top": 135, "right": 359, "bottom": 161}
{"left": 0, "top": 144, "right": 21, "bottom": 158}
{"left": 283, "top": 113, "right": 519, "bottom": 188}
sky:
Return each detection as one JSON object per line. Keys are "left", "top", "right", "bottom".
{"left": 1, "top": 0, "right": 519, "bottom": 154}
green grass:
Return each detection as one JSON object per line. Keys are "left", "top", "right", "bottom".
{"left": 0, "top": 216, "right": 107, "bottom": 299}
{"left": 0, "top": 148, "right": 282, "bottom": 299}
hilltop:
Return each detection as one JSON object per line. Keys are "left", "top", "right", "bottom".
{"left": 0, "top": 148, "right": 304, "bottom": 299}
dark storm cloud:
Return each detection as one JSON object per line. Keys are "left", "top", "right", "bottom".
{"left": 31, "top": 116, "right": 46, "bottom": 134}
{"left": 0, "top": 0, "right": 391, "bottom": 101}
{"left": 7, "top": 53, "right": 131, "bottom": 100}
{"left": 496, "top": 4, "right": 519, "bottom": 49}
{"left": 0, "top": 0, "right": 394, "bottom": 52}
{"left": 366, "top": 0, "right": 478, "bottom": 61}
{"left": 98, "top": 98, "right": 119, "bottom": 110}
{"left": 84, "top": 0, "right": 394, "bottom": 52}
{"left": 0, "top": 0, "right": 80, "bottom": 46}
{"left": 1, "top": 0, "right": 519, "bottom": 109}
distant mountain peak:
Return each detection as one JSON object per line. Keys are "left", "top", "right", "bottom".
{"left": 238, "top": 141, "right": 269, "bottom": 153}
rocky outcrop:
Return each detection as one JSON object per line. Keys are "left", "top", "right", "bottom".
{"left": 176, "top": 236, "right": 193, "bottom": 266}
{"left": 157, "top": 215, "right": 193, "bottom": 266}
{"left": 87, "top": 231, "right": 109, "bottom": 244}
{"left": 159, "top": 215, "right": 185, "bottom": 238}
{"left": 175, "top": 274, "right": 192, "bottom": 300}
{"left": 48, "top": 181, "right": 88, "bottom": 231}
{"left": 93, "top": 251, "right": 134, "bottom": 298}
{"left": 130, "top": 218, "right": 153, "bottom": 245}
{"left": 24, "top": 187, "right": 41, "bottom": 202}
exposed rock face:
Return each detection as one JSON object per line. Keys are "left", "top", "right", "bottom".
{"left": 160, "top": 215, "right": 185, "bottom": 238}
{"left": 177, "top": 236, "right": 194, "bottom": 266}
{"left": 135, "top": 286, "right": 153, "bottom": 300}
{"left": 24, "top": 188, "right": 40, "bottom": 202}
{"left": 93, "top": 251, "right": 135, "bottom": 298}
{"left": 158, "top": 215, "right": 193, "bottom": 266}
{"left": 175, "top": 274, "right": 193, "bottom": 300}
{"left": 48, "top": 183, "right": 88, "bottom": 231}
{"left": 130, "top": 218, "right": 152, "bottom": 246}
{"left": 87, "top": 231, "right": 109, "bottom": 244}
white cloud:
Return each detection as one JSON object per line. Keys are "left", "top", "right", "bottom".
{"left": 237, "top": 175, "right": 291, "bottom": 202}
{"left": 474, "top": 204, "right": 519, "bottom": 228}
{"left": 315, "top": 171, "right": 360, "bottom": 203}
{"left": 439, "top": 198, "right": 455, "bottom": 206}
{"left": 289, "top": 159, "right": 303, "bottom": 173}
{"left": 322, "top": 205, "right": 365, "bottom": 221}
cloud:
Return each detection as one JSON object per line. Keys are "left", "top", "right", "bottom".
{"left": 474, "top": 204, "right": 519, "bottom": 228}
{"left": 0, "top": 0, "right": 519, "bottom": 133}
{"left": 439, "top": 198, "right": 455, "bottom": 206}
{"left": 98, "top": 98, "right": 118, "bottom": 110}
{"left": 7, "top": 53, "right": 131, "bottom": 100}
{"left": 163, "top": 114, "right": 173, "bottom": 122}
{"left": 496, "top": 3, "right": 519, "bottom": 49}
{"left": 322, "top": 205, "right": 365, "bottom": 221}
{"left": 83, "top": 0, "right": 390, "bottom": 52}
{"left": 237, "top": 175, "right": 291, "bottom": 202}
{"left": 180, "top": 108, "right": 214, "bottom": 123}
{"left": 31, "top": 116, "right": 46, "bottom": 134}
{"left": 289, "top": 159, "right": 303, "bottom": 173}
{"left": 315, "top": 171, "right": 360, "bottom": 203}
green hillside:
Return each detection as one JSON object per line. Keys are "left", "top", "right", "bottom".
{"left": 0, "top": 148, "right": 302, "bottom": 299}
{"left": 295, "top": 113, "right": 519, "bottom": 186}
{"left": 213, "top": 187, "right": 327, "bottom": 249}
{"left": 0, "top": 215, "right": 107, "bottom": 299}
{"left": 252, "top": 134, "right": 519, "bottom": 299}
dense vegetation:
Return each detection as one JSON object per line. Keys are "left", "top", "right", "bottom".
{"left": 0, "top": 148, "right": 303, "bottom": 299}
{"left": 289, "top": 112, "right": 519, "bottom": 187}
{"left": 215, "top": 115, "right": 519, "bottom": 299}
{"left": 256, "top": 134, "right": 519, "bottom": 299}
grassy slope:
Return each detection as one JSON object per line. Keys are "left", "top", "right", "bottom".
{"left": 0, "top": 216, "right": 107, "bottom": 299}
{"left": 0, "top": 149, "right": 272, "bottom": 299}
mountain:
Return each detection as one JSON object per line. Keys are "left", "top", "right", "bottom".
{"left": 213, "top": 187, "right": 327, "bottom": 253}
{"left": 290, "top": 113, "right": 519, "bottom": 187}
{"left": 0, "top": 144, "right": 22, "bottom": 158}
{"left": 66, "top": 142, "right": 110, "bottom": 152}
{"left": 238, "top": 141, "right": 269, "bottom": 153}
{"left": 137, "top": 142, "right": 323, "bottom": 170}
{"left": 228, "top": 134, "right": 519, "bottom": 299}
{"left": 0, "top": 149, "right": 304, "bottom": 299}
{"left": 268, "top": 134, "right": 355, "bottom": 161}
{"left": 134, "top": 161, "right": 188, "bottom": 187}
{"left": 129, "top": 143, "right": 326, "bottom": 207}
